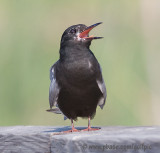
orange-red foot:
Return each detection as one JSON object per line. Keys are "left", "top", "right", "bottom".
{"left": 62, "top": 127, "right": 80, "bottom": 133}
{"left": 81, "top": 127, "right": 100, "bottom": 131}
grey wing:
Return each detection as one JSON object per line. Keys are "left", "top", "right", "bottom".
{"left": 49, "top": 63, "right": 59, "bottom": 108}
{"left": 49, "top": 63, "right": 68, "bottom": 120}
{"left": 46, "top": 108, "right": 68, "bottom": 120}
{"left": 97, "top": 66, "right": 107, "bottom": 109}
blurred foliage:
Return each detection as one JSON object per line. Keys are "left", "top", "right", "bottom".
{"left": 0, "top": 0, "right": 159, "bottom": 126}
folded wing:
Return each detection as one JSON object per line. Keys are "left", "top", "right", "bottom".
{"left": 49, "top": 63, "right": 59, "bottom": 108}
{"left": 96, "top": 66, "right": 107, "bottom": 109}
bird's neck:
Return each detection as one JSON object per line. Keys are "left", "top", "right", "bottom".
{"left": 59, "top": 44, "right": 90, "bottom": 61}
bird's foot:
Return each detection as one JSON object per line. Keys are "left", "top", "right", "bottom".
{"left": 81, "top": 127, "right": 100, "bottom": 131}
{"left": 63, "top": 127, "right": 80, "bottom": 133}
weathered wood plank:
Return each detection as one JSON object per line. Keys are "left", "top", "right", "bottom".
{"left": 51, "top": 126, "right": 160, "bottom": 153}
{"left": 0, "top": 126, "right": 160, "bottom": 153}
{"left": 0, "top": 126, "right": 54, "bottom": 153}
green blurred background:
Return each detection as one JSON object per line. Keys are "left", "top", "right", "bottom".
{"left": 0, "top": 0, "right": 160, "bottom": 127}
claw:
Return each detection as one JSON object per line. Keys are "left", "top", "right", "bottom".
{"left": 63, "top": 127, "right": 80, "bottom": 133}
{"left": 81, "top": 127, "right": 100, "bottom": 131}
{"left": 62, "top": 119, "right": 80, "bottom": 133}
{"left": 81, "top": 116, "right": 100, "bottom": 131}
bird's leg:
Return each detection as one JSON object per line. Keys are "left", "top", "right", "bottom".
{"left": 71, "top": 119, "right": 79, "bottom": 132}
{"left": 63, "top": 119, "right": 79, "bottom": 133}
{"left": 88, "top": 116, "right": 91, "bottom": 129}
{"left": 82, "top": 116, "right": 100, "bottom": 131}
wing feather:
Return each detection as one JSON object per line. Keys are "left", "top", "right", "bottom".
{"left": 97, "top": 66, "right": 107, "bottom": 109}
{"left": 49, "top": 63, "right": 59, "bottom": 108}
{"left": 48, "top": 62, "right": 68, "bottom": 120}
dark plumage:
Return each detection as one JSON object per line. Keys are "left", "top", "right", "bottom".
{"left": 47, "top": 22, "right": 107, "bottom": 132}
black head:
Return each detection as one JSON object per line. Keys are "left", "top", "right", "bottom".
{"left": 60, "top": 22, "right": 103, "bottom": 48}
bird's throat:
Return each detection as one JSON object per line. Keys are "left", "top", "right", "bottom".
{"left": 60, "top": 43, "right": 91, "bottom": 61}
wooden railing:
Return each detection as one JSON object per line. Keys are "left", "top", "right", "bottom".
{"left": 0, "top": 126, "right": 159, "bottom": 153}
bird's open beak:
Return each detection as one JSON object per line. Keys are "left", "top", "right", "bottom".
{"left": 79, "top": 22, "right": 103, "bottom": 40}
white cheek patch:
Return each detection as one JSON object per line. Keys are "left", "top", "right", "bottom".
{"left": 76, "top": 32, "right": 82, "bottom": 41}
{"left": 76, "top": 31, "right": 87, "bottom": 41}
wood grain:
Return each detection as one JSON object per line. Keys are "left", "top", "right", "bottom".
{"left": 0, "top": 126, "right": 160, "bottom": 153}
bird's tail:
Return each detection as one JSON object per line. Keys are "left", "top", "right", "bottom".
{"left": 46, "top": 108, "right": 62, "bottom": 114}
{"left": 46, "top": 108, "right": 68, "bottom": 120}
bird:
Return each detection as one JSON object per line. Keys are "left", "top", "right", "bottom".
{"left": 47, "top": 22, "right": 107, "bottom": 132}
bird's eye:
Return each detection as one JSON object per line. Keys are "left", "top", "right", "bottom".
{"left": 70, "top": 28, "right": 76, "bottom": 34}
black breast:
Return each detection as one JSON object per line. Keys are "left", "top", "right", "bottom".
{"left": 55, "top": 52, "right": 102, "bottom": 120}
